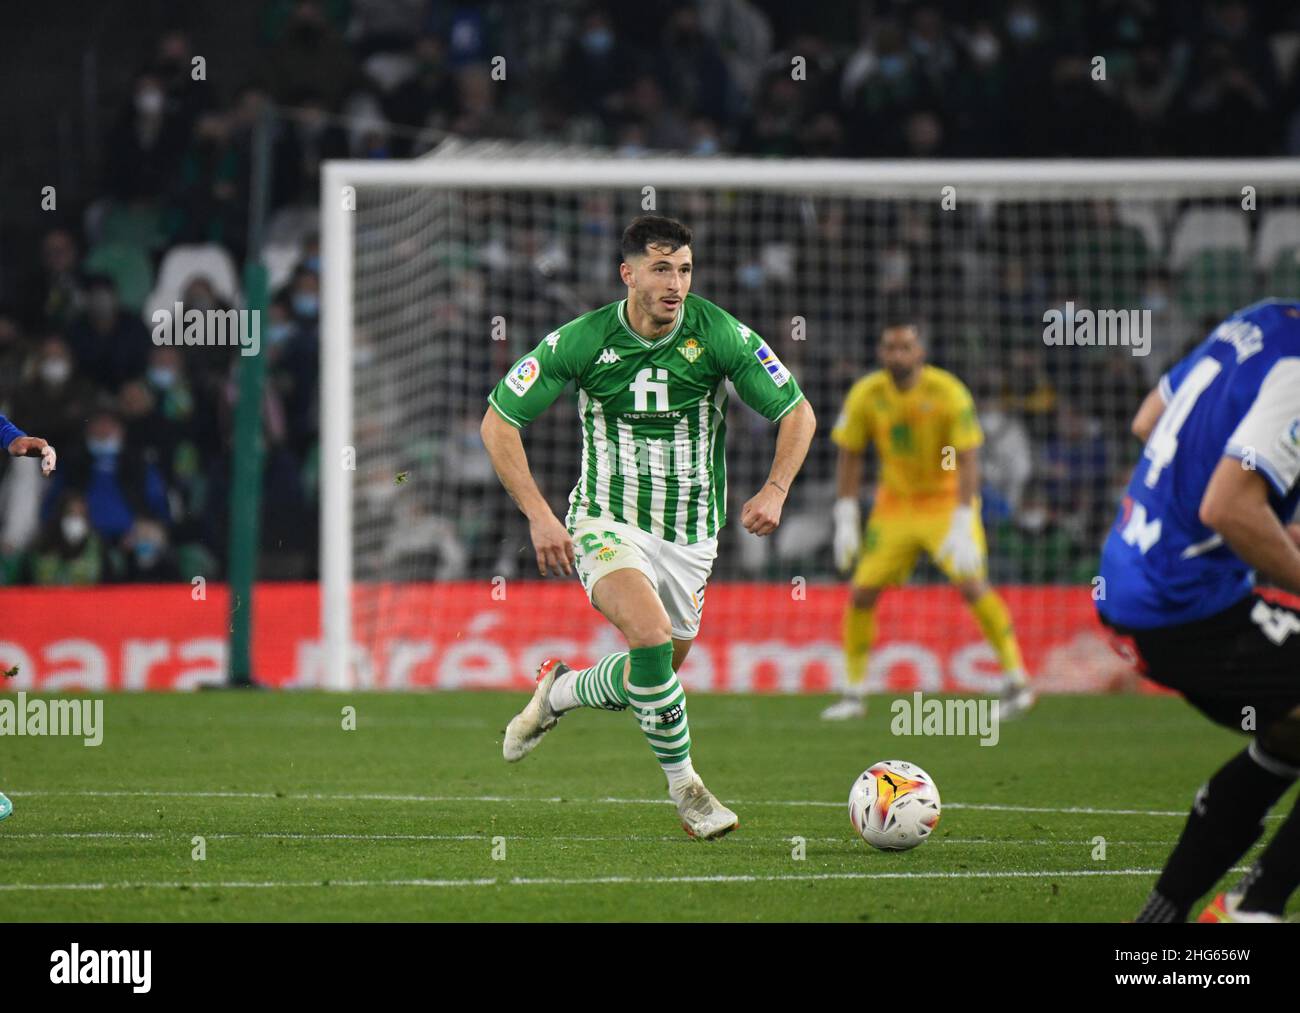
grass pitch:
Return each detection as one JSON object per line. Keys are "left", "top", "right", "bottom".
{"left": 1, "top": 691, "right": 1295, "bottom": 922}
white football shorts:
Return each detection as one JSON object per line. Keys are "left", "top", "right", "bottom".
{"left": 570, "top": 516, "right": 718, "bottom": 641}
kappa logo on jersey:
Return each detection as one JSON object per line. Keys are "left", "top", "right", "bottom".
{"left": 754, "top": 342, "right": 790, "bottom": 387}
{"left": 596, "top": 348, "right": 621, "bottom": 365}
{"left": 507, "top": 356, "right": 541, "bottom": 396}
{"left": 544, "top": 330, "right": 561, "bottom": 352}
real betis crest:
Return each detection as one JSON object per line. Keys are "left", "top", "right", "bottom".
{"left": 678, "top": 337, "right": 703, "bottom": 364}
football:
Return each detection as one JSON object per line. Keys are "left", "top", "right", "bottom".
{"left": 849, "top": 760, "right": 942, "bottom": 851}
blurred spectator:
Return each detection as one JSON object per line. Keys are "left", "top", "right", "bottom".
{"left": 104, "top": 71, "right": 187, "bottom": 201}
{"left": 66, "top": 275, "right": 151, "bottom": 390}
{"left": 268, "top": 0, "right": 361, "bottom": 108}
{"left": 22, "top": 229, "right": 84, "bottom": 334}
{"left": 657, "top": 3, "right": 736, "bottom": 125}
{"left": 0, "top": 311, "right": 31, "bottom": 413}
{"left": 10, "top": 336, "right": 99, "bottom": 451}
{"left": 557, "top": 8, "right": 633, "bottom": 131}
{"left": 29, "top": 493, "right": 106, "bottom": 587}
{"left": 117, "top": 518, "right": 181, "bottom": 583}
{"left": 48, "top": 410, "right": 170, "bottom": 545}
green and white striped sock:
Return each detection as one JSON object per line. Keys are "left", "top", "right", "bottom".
{"left": 628, "top": 643, "right": 695, "bottom": 796}
{"left": 549, "top": 652, "right": 630, "bottom": 713}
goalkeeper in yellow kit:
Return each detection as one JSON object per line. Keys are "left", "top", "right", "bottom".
{"left": 824, "top": 319, "right": 1035, "bottom": 720}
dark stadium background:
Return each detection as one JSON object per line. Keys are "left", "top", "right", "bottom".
{"left": 1, "top": 0, "right": 1297, "bottom": 592}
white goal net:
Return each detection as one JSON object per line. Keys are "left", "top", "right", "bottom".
{"left": 321, "top": 149, "right": 1300, "bottom": 692}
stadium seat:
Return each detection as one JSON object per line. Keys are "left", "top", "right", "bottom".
{"left": 1169, "top": 208, "right": 1250, "bottom": 271}
{"left": 264, "top": 206, "right": 319, "bottom": 249}
{"left": 1254, "top": 209, "right": 1300, "bottom": 271}
{"left": 1175, "top": 249, "right": 1254, "bottom": 320}
{"left": 144, "top": 244, "right": 242, "bottom": 321}
{"left": 1266, "top": 246, "right": 1300, "bottom": 298}
{"left": 1064, "top": 224, "right": 1150, "bottom": 307}
{"left": 264, "top": 243, "right": 302, "bottom": 293}
{"left": 93, "top": 201, "right": 167, "bottom": 254}
{"left": 1116, "top": 203, "right": 1166, "bottom": 259}
{"left": 83, "top": 242, "right": 155, "bottom": 311}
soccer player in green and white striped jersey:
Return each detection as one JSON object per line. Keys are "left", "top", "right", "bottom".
{"left": 481, "top": 215, "right": 816, "bottom": 839}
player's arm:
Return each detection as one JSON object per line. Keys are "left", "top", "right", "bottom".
{"left": 1199, "top": 460, "right": 1300, "bottom": 594}
{"left": 480, "top": 409, "right": 573, "bottom": 577}
{"left": 742, "top": 398, "right": 816, "bottom": 537}
{"left": 1, "top": 414, "right": 57, "bottom": 476}
{"left": 721, "top": 317, "right": 814, "bottom": 537}
{"left": 1200, "top": 358, "right": 1300, "bottom": 594}
{"left": 1131, "top": 387, "right": 1165, "bottom": 443}
{"left": 481, "top": 334, "right": 580, "bottom": 576}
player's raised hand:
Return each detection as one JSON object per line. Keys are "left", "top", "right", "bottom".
{"left": 741, "top": 482, "right": 785, "bottom": 537}
{"left": 8, "top": 436, "right": 57, "bottom": 476}
{"left": 529, "top": 511, "right": 574, "bottom": 576}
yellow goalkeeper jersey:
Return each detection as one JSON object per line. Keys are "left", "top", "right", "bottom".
{"left": 830, "top": 365, "right": 983, "bottom": 512}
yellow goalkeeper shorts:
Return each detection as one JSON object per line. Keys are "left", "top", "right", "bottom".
{"left": 851, "top": 500, "right": 987, "bottom": 588}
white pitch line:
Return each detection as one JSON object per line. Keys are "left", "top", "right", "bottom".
{"left": 0, "top": 831, "right": 1195, "bottom": 847}
{"left": 8, "top": 790, "right": 1207, "bottom": 818}
{"left": 0, "top": 867, "right": 1250, "bottom": 893}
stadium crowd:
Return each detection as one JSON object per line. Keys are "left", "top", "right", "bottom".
{"left": 3, "top": 0, "right": 1299, "bottom": 586}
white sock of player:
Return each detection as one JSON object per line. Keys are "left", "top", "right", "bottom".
{"left": 548, "top": 669, "right": 581, "bottom": 713}
{"left": 663, "top": 757, "right": 698, "bottom": 800}
{"left": 547, "top": 653, "right": 630, "bottom": 714}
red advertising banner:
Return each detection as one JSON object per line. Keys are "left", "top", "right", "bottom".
{"left": 0, "top": 582, "right": 1159, "bottom": 694}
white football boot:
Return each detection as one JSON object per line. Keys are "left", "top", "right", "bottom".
{"left": 675, "top": 776, "right": 739, "bottom": 840}
{"left": 820, "top": 696, "right": 867, "bottom": 721}
{"left": 997, "top": 675, "right": 1036, "bottom": 720}
{"left": 503, "top": 658, "right": 567, "bottom": 762}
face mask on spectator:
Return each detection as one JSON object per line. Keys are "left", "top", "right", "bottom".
{"left": 1007, "top": 13, "right": 1039, "bottom": 40}
{"left": 87, "top": 435, "right": 122, "bottom": 457}
{"left": 970, "top": 32, "right": 1000, "bottom": 66}
{"left": 693, "top": 137, "right": 719, "bottom": 156}
{"left": 268, "top": 322, "right": 295, "bottom": 347}
{"left": 292, "top": 292, "right": 319, "bottom": 319}
{"left": 582, "top": 28, "right": 614, "bottom": 56}
{"left": 136, "top": 88, "right": 165, "bottom": 116}
{"left": 62, "top": 515, "right": 89, "bottom": 545}
{"left": 134, "top": 541, "right": 161, "bottom": 566}
{"left": 148, "top": 366, "right": 177, "bottom": 389}
{"left": 878, "top": 54, "right": 908, "bottom": 80}
{"left": 40, "top": 358, "right": 71, "bottom": 385}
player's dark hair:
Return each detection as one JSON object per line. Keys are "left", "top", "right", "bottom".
{"left": 880, "top": 309, "right": 924, "bottom": 344}
{"left": 622, "top": 215, "right": 693, "bottom": 260}
{"left": 880, "top": 294, "right": 921, "bottom": 336}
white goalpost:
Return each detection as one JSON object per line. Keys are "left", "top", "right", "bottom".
{"left": 321, "top": 152, "right": 1300, "bottom": 693}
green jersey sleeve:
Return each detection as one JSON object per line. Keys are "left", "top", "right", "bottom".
{"left": 720, "top": 314, "right": 805, "bottom": 422}
{"left": 486, "top": 328, "right": 581, "bottom": 428}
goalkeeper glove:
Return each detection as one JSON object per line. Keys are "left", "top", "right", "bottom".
{"left": 833, "top": 497, "right": 861, "bottom": 574}
{"left": 937, "top": 504, "right": 982, "bottom": 578}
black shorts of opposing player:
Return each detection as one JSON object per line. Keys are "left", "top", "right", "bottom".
{"left": 1104, "top": 591, "right": 1300, "bottom": 748}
